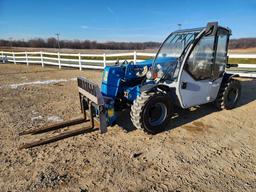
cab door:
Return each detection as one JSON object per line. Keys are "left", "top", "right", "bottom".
{"left": 178, "top": 33, "right": 216, "bottom": 108}
{"left": 209, "top": 30, "right": 229, "bottom": 100}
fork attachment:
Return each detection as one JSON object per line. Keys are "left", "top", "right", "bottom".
{"left": 18, "top": 77, "right": 108, "bottom": 149}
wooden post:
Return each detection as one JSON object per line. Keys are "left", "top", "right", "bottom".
{"left": 58, "top": 52, "right": 61, "bottom": 69}
{"left": 103, "top": 53, "right": 106, "bottom": 68}
{"left": 133, "top": 51, "right": 137, "bottom": 64}
{"left": 25, "top": 51, "right": 29, "bottom": 66}
{"left": 1, "top": 51, "right": 3, "bottom": 63}
{"left": 13, "top": 52, "right": 16, "bottom": 64}
{"left": 79, "top": 53, "right": 82, "bottom": 71}
{"left": 40, "top": 51, "right": 44, "bottom": 67}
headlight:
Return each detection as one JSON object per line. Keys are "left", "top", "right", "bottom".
{"left": 146, "top": 71, "right": 152, "bottom": 79}
{"left": 157, "top": 69, "right": 164, "bottom": 79}
{"left": 146, "top": 70, "right": 157, "bottom": 80}
{"left": 136, "top": 66, "right": 148, "bottom": 77}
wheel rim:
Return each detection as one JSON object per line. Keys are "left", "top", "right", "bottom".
{"left": 148, "top": 102, "right": 167, "bottom": 126}
{"left": 227, "top": 88, "right": 239, "bottom": 106}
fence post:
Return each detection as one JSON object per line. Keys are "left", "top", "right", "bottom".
{"left": 25, "top": 51, "right": 29, "bottom": 66}
{"left": 1, "top": 51, "right": 3, "bottom": 63}
{"left": 58, "top": 52, "right": 61, "bottom": 69}
{"left": 78, "top": 53, "right": 82, "bottom": 71}
{"left": 40, "top": 51, "right": 44, "bottom": 67}
{"left": 103, "top": 53, "right": 106, "bottom": 68}
{"left": 133, "top": 51, "right": 137, "bottom": 64}
{"left": 13, "top": 52, "right": 16, "bottom": 64}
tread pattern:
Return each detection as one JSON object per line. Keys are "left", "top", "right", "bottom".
{"left": 130, "top": 92, "right": 153, "bottom": 130}
{"left": 214, "top": 79, "right": 241, "bottom": 110}
{"left": 214, "top": 82, "right": 228, "bottom": 110}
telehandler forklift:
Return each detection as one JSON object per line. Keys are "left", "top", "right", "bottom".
{"left": 130, "top": 22, "right": 241, "bottom": 133}
{"left": 20, "top": 22, "right": 241, "bottom": 148}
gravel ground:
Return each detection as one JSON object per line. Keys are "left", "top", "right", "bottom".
{"left": 0, "top": 64, "right": 256, "bottom": 192}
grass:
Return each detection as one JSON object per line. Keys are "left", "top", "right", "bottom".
{"left": 30, "top": 55, "right": 256, "bottom": 64}
{"left": 40, "top": 54, "right": 154, "bottom": 61}
{"left": 227, "top": 67, "right": 256, "bottom": 72}
{"left": 3, "top": 50, "right": 256, "bottom": 64}
{"left": 228, "top": 58, "right": 256, "bottom": 64}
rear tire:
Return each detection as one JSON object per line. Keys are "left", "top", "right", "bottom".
{"left": 214, "top": 79, "right": 241, "bottom": 110}
{"left": 130, "top": 92, "right": 173, "bottom": 134}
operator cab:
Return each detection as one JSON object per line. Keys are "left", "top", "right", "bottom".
{"left": 148, "top": 28, "right": 202, "bottom": 81}
{"left": 147, "top": 23, "right": 231, "bottom": 84}
{"left": 145, "top": 22, "right": 231, "bottom": 108}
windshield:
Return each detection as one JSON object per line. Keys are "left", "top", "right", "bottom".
{"left": 152, "top": 30, "right": 200, "bottom": 78}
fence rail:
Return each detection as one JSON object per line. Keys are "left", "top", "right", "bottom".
{"left": 1, "top": 50, "right": 256, "bottom": 73}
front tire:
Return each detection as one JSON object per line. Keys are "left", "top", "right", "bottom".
{"left": 130, "top": 92, "right": 173, "bottom": 134}
{"left": 214, "top": 79, "right": 241, "bottom": 110}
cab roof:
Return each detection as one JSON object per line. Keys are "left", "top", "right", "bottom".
{"left": 173, "top": 22, "right": 231, "bottom": 35}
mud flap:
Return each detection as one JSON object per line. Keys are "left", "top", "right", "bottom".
{"left": 77, "top": 77, "right": 108, "bottom": 133}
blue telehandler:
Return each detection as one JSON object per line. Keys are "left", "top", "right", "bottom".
{"left": 19, "top": 22, "right": 241, "bottom": 149}
{"left": 77, "top": 22, "right": 241, "bottom": 134}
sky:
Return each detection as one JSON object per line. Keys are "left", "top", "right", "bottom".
{"left": 0, "top": 0, "right": 255, "bottom": 42}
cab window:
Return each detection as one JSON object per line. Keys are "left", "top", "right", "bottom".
{"left": 185, "top": 35, "right": 215, "bottom": 80}
{"left": 213, "top": 34, "right": 228, "bottom": 78}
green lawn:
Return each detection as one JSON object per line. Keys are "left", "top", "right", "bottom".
{"left": 228, "top": 58, "right": 256, "bottom": 64}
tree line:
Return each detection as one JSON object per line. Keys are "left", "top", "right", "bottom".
{"left": 0, "top": 37, "right": 255, "bottom": 50}
{"left": 229, "top": 38, "right": 256, "bottom": 49}
{"left": 0, "top": 38, "right": 160, "bottom": 50}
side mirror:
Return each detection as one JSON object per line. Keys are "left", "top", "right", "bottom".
{"left": 205, "top": 22, "right": 218, "bottom": 36}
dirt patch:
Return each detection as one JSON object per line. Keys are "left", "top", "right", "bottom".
{"left": 184, "top": 121, "right": 214, "bottom": 133}
{"left": 0, "top": 64, "right": 256, "bottom": 191}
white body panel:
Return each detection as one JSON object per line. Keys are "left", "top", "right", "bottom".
{"left": 177, "top": 71, "right": 222, "bottom": 108}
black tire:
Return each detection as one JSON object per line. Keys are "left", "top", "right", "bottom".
{"left": 130, "top": 92, "right": 173, "bottom": 134}
{"left": 214, "top": 79, "right": 241, "bottom": 110}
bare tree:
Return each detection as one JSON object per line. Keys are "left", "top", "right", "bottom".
{"left": 1, "top": 37, "right": 255, "bottom": 50}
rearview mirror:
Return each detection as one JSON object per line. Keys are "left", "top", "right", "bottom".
{"left": 205, "top": 22, "right": 218, "bottom": 36}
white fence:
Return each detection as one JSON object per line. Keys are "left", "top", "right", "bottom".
{"left": 0, "top": 50, "right": 152, "bottom": 70}
{"left": 1, "top": 50, "right": 256, "bottom": 71}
